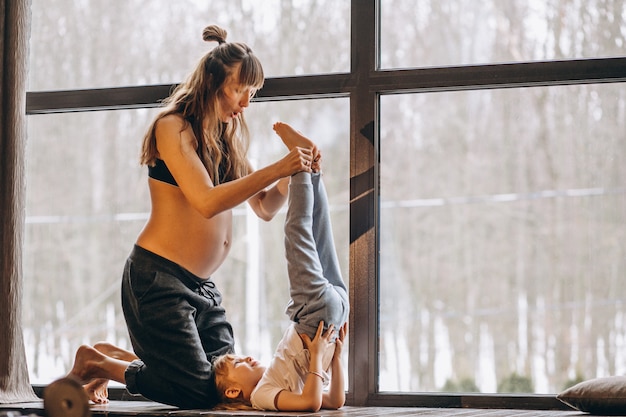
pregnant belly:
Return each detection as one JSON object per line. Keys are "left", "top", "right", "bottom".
{"left": 137, "top": 212, "right": 233, "bottom": 278}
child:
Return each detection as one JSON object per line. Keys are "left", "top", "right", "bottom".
{"left": 213, "top": 122, "right": 350, "bottom": 412}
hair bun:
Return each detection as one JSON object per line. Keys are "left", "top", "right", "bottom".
{"left": 202, "top": 25, "right": 227, "bottom": 44}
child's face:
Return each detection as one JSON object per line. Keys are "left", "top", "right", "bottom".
{"left": 227, "top": 356, "right": 266, "bottom": 398}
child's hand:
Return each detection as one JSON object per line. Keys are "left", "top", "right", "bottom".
{"left": 333, "top": 322, "right": 348, "bottom": 360}
{"left": 300, "top": 321, "right": 334, "bottom": 359}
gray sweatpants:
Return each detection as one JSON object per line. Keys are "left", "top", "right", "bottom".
{"left": 284, "top": 172, "right": 350, "bottom": 339}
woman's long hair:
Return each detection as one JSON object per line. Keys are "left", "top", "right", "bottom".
{"left": 140, "top": 25, "right": 264, "bottom": 185}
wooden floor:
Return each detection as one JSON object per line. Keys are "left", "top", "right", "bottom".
{"left": 0, "top": 400, "right": 590, "bottom": 417}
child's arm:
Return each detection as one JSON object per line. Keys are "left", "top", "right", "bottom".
{"left": 274, "top": 322, "right": 334, "bottom": 412}
{"left": 322, "top": 322, "right": 348, "bottom": 409}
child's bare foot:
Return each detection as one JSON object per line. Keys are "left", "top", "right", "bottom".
{"left": 273, "top": 122, "right": 316, "bottom": 152}
{"left": 93, "top": 342, "right": 138, "bottom": 362}
{"left": 83, "top": 378, "right": 109, "bottom": 404}
{"left": 273, "top": 122, "right": 321, "bottom": 172}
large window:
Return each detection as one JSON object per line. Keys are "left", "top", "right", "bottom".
{"left": 379, "top": 84, "right": 626, "bottom": 394}
{"left": 26, "top": 0, "right": 626, "bottom": 409}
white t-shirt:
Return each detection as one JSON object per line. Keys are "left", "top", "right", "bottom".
{"left": 250, "top": 323, "right": 333, "bottom": 411}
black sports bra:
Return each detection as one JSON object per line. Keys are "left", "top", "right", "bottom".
{"left": 148, "top": 158, "right": 230, "bottom": 186}
{"left": 148, "top": 159, "right": 178, "bottom": 186}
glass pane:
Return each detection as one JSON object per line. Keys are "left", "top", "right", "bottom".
{"left": 24, "top": 98, "right": 350, "bottom": 384}
{"left": 381, "top": 0, "right": 626, "bottom": 69}
{"left": 29, "top": 0, "right": 350, "bottom": 91}
{"left": 379, "top": 84, "right": 626, "bottom": 394}
{"left": 24, "top": 109, "right": 153, "bottom": 382}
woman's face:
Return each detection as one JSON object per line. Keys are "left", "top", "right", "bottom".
{"left": 218, "top": 66, "right": 256, "bottom": 123}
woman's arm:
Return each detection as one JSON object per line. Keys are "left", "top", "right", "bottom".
{"left": 155, "top": 115, "right": 312, "bottom": 219}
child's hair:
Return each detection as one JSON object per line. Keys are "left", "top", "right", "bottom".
{"left": 212, "top": 354, "right": 255, "bottom": 410}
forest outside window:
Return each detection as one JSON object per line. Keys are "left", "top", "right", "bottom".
{"left": 29, "top": 0, "right": 350, "bottom": 90}
{"left": 379, "top": 83, "right": 626, "bottom": 394}
{"left": 381, "top": 0, "right": 626, "bottom": 69}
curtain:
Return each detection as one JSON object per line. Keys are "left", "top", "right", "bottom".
{"left": 0, "top": 0, "right": 38, "bottom": 404}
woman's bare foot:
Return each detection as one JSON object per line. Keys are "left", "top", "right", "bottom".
{"left": 93, "top": 341, "right": 138, "bottom": 362}
{"left": 67, "top": 344, "right": 130, "bottom": 404}
{"left": 83, "top": 378, "right": 109, "bottom": 404}
{"left": 66, "top": 345, "right": 109, "bottom": 403}
{"left": 67, "top": 345, "right": 106, "bottom": 384}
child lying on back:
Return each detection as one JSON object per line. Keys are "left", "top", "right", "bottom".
{"left": 213, "top": 122, "right": 350, "bottom": 412}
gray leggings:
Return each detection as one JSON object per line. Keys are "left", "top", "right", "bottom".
{"left": 121, "top": 245, "right": 234, "bottom": 408}
{"left": 284, "top": 172, "right": 350, "bottom": 339}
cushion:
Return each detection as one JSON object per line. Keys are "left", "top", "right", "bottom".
{"left": 556, "top": 376, "right": 626, "bottom": 415}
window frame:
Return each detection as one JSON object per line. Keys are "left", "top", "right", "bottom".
{"left": 25, "top": 0, "right": 626, "bottom": 410}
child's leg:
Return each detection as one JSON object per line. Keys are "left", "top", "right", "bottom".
{"left": 284, "top": 172, "right": 325, "bottom": 321}
{"left": 284, "top": 172, "right": 349, "bottom": 339}
{"left": 310, "top": 173, "right": 349, "bottom": 332}
{"left": 310, "top": 173, "right": 346, "bottom": 292}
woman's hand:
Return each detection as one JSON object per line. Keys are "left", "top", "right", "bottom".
{"left": 311, "top": 150, "right": 322, "bottom": 173}
{"left": 276, "top": 146, "right": 314, "bottom": 177}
